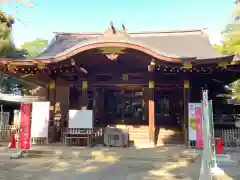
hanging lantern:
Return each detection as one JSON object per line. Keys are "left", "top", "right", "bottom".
{"left": 183, "top": 62, "right": 192, "bottom": 69}
{"left": 82, "top": 81, "right": 88, "bottom": 89}
{"left": 122, "top": 74, "right": 128, "bottom": 81}
{"left": 149, "top": 80, "right": 154, "bottom": 89}
{"left": 37, "top": 62, "right": 46, "bottom": 70}
{"left": 184, "top": 80, "right": 190, "bottom": 88}
{"left": 7, "top": 63, "right": 16, "bottom": 70}
{"left": 49, "top": 80, "right": 55, "bottom": 89}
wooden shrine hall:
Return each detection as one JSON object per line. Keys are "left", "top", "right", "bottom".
{"left": 0, "top": 24, "right": 239, "bottom": 146}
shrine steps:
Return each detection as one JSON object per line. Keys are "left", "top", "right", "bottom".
{"left": 120, "top": 126, "right": 184, "bottom": 147}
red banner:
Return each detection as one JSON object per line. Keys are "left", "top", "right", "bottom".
{"left": 19, "top": 104, "right": 31, "bottom": 149}
{"left": 196, "top": 107, "right": 204, "bottom": 148}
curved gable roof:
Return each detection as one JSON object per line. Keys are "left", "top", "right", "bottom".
{"left": 1, "top": 26, "right": 231, "bottom": 64}
{"left": 34, "top": 28, "right": 227, "bottom": 62}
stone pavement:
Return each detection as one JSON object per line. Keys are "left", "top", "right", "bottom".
{"left": 0, "top": 151, "right": 201, "bottom": 180}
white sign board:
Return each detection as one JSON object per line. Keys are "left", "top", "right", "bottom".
{"left": 31, "top": 102, "right": 50, "bottom": 138}
{"left": 69, "top": 110, "right": 93, "bottom": 129}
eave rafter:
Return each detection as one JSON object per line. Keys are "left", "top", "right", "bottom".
{"left": 0, "top": 57, "right": 238, "bottom": 77}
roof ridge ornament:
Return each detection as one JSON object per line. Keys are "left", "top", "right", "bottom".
{"left": 102, "top": 21, "right": 117, "bottom": 36}
{"left": 101, "top": 22, "right": 130, "bottom": 41}
{"left": 120, "top": 24, "right": 130, "bottom": 37}
{"left": 110, "top": 21, "right": 116, "bottom": 34}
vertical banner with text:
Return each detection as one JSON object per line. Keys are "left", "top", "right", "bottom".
{"left": 196, "top": 106, "right": 204, "bottom": 148}
{"left": 188, "top": 103, "right": 203, "bottom": 147}
{"left": 19, "top": 104, "right": 31, "bottom": 150}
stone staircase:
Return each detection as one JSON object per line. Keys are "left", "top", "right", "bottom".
{"left": 127, "top": 126, "right": 184, "bottom": 147}
{"left": 128, "top": 126, "right": 150, "bottom": 147}
{"left": 114, "top": 125, "right": 184, "bottom": 147}
{"left": 156, "top": 127, "right": 184, "bottom": 145}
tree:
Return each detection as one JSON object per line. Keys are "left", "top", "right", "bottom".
{"left": 214, "top": 1, "right": 240, "bottom": 54}
{"left": 19, "top": 39, "right": 48, "bottom": 58}
{"left": 230, "top": 80, "right": 240, "bottom": 100}
{"left": 0, "top": 10, "right": 15, "bottom": 57}
{"left": 213, "top": 2, "right": 240, "bottom": 102}
{"left": 0, "top": 10, "right": 39, "bottom": 96}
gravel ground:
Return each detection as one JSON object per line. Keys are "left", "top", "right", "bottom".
{"left": 0, "top": 153, "right": 201, "bottom": 180}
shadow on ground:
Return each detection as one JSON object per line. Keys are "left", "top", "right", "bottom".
{"left": 12, "top": 145, "right": 202, "bottom": 180}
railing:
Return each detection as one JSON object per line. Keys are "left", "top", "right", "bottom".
{"left": 0, "top": 125, "right": 105, "bottom": 145}
{"left": 0, "top": 125, "right": 19, "bottom": 142}
{"left": 0, "top": 112, "right": 10, "bottom": 126}
{"left": 60, "top": 127, "right": 104, "bottom": 145}
{"left": 219, "top": 128, "right": 240, "bottom": 148}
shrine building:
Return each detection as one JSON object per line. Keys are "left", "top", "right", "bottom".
{"left": 0, "top": 24, "right": 239, "bottom": 146}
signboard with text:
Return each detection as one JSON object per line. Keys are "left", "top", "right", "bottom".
{"left": 188, "top": 103, "right": 204, "bottom": 148}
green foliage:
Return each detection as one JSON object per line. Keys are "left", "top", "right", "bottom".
{"left": 214, "top": 2, "right": 240, "bottom": 102}
{"left": 0, "top": 11, "right": 15, "bottom": 57}
{"left": 214, "top": 2, "right": 240, "bottom": 55}
{"left": 214, "top": 37, "right": 240, "bottom": 55}
{"left": 0, "top": 73, "right": 36, "bottom": 95}
{"left": 20, "top": 39, "right": 48, "bottom": 58}
{"left": 231, "top": 79, "right": 240, "bottom": 101}
{"left": 0, "top": 11, "right": 39, "bottom": 96}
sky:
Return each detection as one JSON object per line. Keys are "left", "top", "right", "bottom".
{"left": 0, "top": 0, "right": 236, "bottom": 47}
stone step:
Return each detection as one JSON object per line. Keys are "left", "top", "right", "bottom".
{"left": 129, "top": 139, "right": 149, "bottom": 142}
{"left": 158, "top": 135, "right": 183, "bottom": 140}
{"left": 120, "top": 126, "right": 184, "bottom": 146}
{"left": 130, "top": 139, "right": 149, "bottom": 143}
{"left": 129, "top": 140, "right": 150, "bottom": 146}
{"left": 129, "top": 131, "right": 148, "bottom": 134}
{"left": 129, "top": 134, "right": 150, "bottom": 138}
{"left": 129, "top": 136, "right": 149, "bottom": 139}
{"left": 129, "top": 138, "right": 149, "bottom": 141}
{"left": 128, "top": 130, "right": 149, "bottom": 133}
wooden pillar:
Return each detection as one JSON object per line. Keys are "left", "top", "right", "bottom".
{"left": 121, "top": 89, "right": 125, "bottom": 123}
{"left": 55, "top": 85, "right": 69, "bottom": 141}
{"left": 94, "top": 88, "right": 105, "bottom": 125}
{"left": 48, "top": 80, "right": 56, "bottom": 142}
{"left": 143, "top": 87, "right": 149, "bottom": 123}
{"left": 80, "top": 80, "right": 88, "bottom": 109}
{"left": 148, "top": 80, "right": 155, "bottom": 145}
{"left": 183, "top": 80, "right": 190, "bottom": 145}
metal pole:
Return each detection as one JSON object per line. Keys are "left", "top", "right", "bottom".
{"left": 0, "top": 104, "right": 3, "bottom": 126}
{"left": 199, "top": 90, "right": 212, "bottom": 180}
{"left": 210, "top": 100, "right": 217, "bottom": 167}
